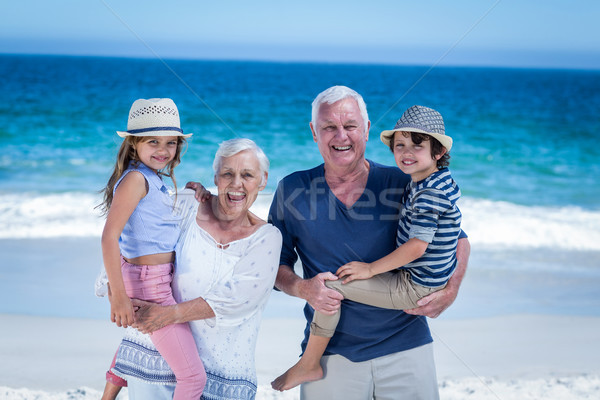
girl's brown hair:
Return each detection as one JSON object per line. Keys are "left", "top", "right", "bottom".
{"left": 97, "top": 136, "right": 187, "bottom": 215}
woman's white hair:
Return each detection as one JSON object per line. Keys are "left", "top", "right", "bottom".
{"left": 213, "top": 138, "right": 270, "bottom": 185}
{"left": 311, "top": 85, "right": 369, "bottom": 134}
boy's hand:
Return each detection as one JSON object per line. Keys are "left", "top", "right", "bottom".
{"left": 336, "top": 261, "right": 374, "bottom": 284}
{"left": 185, "top": 181, "right": 212, "bottom": 202}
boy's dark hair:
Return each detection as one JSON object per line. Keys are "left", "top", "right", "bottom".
{"left": 389, "top": 131, "right": 450, "bottom": 168}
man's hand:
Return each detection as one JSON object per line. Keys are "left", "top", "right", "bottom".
{"left": 406, "top": 237, "right": 470, "bottom": 318}
{"left": 336, "top": 261, "right": 374, "bottom": 284}
{"left": 404, "top": 283, "right": 458, "bottom": 318}
{"left": 131, "top": 299, "right": 174, "bottom": 334}
{"left": 299, "top": 272, "right": 343, "bottom": 315}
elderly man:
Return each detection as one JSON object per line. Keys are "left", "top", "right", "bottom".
{"left": 268, "top": 85, "right": 470, "bottom": 399}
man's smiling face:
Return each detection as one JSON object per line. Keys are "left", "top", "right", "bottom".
{"left": 311, "top": 97, "right": 369, "bottom": 170}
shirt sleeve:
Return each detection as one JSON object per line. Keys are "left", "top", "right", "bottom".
{"left": 172, "top": 189, "right": 199, "bottom": 230}
{"left": 203, "top": 226, "right": 283, "bottom": 328}
{"left": 268, "top": 179, "right": 298, "bottom": 268}
{"left": 408, "top": 188, "right": 452, "bottom": 243}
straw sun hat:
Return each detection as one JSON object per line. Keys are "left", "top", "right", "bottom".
{"left": 117, "top": 98, "right": 192, "bottom": 138}
{"left": 380, "top": 105, "right": 452, "bottom": 152}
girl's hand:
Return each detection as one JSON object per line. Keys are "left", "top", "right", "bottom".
{"left": 185, "top": 181, "right": 212, "bottom": 202}
{"left": 110, "top": 292, "right": 135, "bottom": 328}
{"left": 336, "top": 262, "right": 374, "bottom": 284}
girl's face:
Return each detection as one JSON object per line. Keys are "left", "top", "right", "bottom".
{"left": 134, "top": 136, "right": 179, "bottom": 172}
{"left": 392, "top": 132, "right": 443, "bottom": 182}
{"left": 214, "top": 150, "right": 266, "bottom": 220}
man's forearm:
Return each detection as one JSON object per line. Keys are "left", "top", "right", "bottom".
{"left": 448, "top": 237, "right": 470, "bottom": 291}
{"left": 275, "top": 264, "right": 304, "bottom": 299}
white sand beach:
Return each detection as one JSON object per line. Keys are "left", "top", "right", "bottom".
{"left": 1, "top": 307, "right": 600, "bottom": 399}
{"left": 1, "top": 234, "right": 600, "bottom": 399}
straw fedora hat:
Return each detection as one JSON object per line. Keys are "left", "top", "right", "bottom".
{"left": 380, "top": 105, "right": 452, "bottom": 152}
{"left": 117, "top": 98, "right": 192, "bottom": 138}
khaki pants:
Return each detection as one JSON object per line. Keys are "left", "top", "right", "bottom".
{"left": 312, "top": 270, "right": 444, "bottom": 337}
{"left": 300, "top": 343, "right": 440, "bottom": 400}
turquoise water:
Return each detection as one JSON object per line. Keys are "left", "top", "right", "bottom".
{"left": 0, "top": 54, "right": 599, "bottom": 251}
{"left": 1, "top": 54, "right": 599, "bottom": 208}
{"left": 1, "top": 55, "right": 600, "bottom": 319}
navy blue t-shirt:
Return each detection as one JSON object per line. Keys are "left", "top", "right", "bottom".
{"left": 268, "top": 160, "right": 433, "bottom": 362}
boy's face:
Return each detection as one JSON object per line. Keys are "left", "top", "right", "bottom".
{"left": 392, "top": 131, "right": 442, "bottom": 182}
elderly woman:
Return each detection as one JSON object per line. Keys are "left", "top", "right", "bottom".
{"left": 109, "top": 138, "right": 282, "bottom": 400}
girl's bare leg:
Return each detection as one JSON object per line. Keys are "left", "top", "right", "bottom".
{"left": 101, "top": 382, "right": 122, "bottom": 400}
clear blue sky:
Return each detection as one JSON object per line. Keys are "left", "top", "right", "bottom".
{"left": 2, "top": 0, "right": 599, "bottom": 69}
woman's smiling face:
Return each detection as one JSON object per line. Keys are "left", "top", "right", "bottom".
{"left": 214, "top": 149, "right": 266, "bottom": 219}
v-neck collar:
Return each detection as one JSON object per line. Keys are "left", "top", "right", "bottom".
{"left": 320, "top": 159, "right": 373, "bottom": 210}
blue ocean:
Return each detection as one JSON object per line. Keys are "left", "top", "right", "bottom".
{"left": 1, "top": 54, "right": 599, "bottom": 319}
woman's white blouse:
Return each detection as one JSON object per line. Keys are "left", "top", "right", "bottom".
{"left": 113, "top": 192, "right": 282, "bottom": 400}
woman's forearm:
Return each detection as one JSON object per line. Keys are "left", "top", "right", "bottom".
{"left": 171, "top": 296, "right": 216, "bottom": 324}
{"left": 133, "top": 296, "right": 216, "bottom": 334}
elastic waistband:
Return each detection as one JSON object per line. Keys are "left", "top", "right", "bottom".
{"left": 120, "top": 255, "right": 173, "bottom": 269}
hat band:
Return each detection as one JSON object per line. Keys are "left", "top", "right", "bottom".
{"left": 126, "top": 126, "right": 184, "bottom": 134}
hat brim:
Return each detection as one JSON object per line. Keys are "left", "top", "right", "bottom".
{"left": 117, "top": 130, "right": 193, "bottom": 138}
{"left": 380, "top": 128, "right": 452, "bottom": 152}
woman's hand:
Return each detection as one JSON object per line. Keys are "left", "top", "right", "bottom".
{"left": 185, "top": 181, "right": 212, "bottom": 202}
{"left": 111, "top": 292, "right": 135, "bottom": 328}
{"left": 131, "top": 299, "right": 175, "bottom": 334}
{"left": 299, "top": 272, "right": 343, "bottom": 315}
{"left": 336, "top": 261, "right": 374, "bottom": 284}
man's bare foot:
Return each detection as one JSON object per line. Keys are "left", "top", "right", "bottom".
{"left": 271, "top": 362, "right": 323, "bottom": 391}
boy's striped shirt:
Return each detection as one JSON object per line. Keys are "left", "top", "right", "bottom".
{"left": 396, "top": 168, "right": 462, "bottom": 287}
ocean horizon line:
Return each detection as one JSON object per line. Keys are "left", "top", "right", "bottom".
{"left": 2, "top": 51, "right": 599, "bottom": 72}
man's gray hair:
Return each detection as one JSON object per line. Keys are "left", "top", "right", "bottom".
{"left": 311, "top": 85, "right": 369, "bottom": 133}
{"left": 213, "top": 138, "right": 270, "bottom": 185}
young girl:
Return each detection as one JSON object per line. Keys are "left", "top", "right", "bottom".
{"left": 271, "top": 105, "right": 462, "bottom": 392}
{"left": 98, "top": 98, "right": 206, "bottom": 400}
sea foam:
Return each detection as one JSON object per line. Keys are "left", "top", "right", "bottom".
{"left": 1, "top": 192, "right": 599, "bottom": 251}
{"left": 0, "top": 191, "right": 272, "bottom": 240}
{"left": 458, "top": 198, "right": 600, "bottom": 251}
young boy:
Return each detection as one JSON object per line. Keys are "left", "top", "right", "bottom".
{"left": 271, "top": 105, "right": 462, "bottom": 391}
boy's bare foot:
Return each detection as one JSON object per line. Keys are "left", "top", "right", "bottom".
{"left": 271, "top": 362, "right": 323, "bottom": 391}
